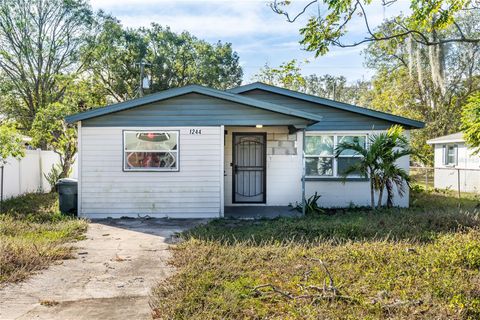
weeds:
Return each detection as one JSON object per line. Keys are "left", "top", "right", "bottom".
{"left": 152, "top": 189, "right": 480, "bottom": 319}
{"left": 0, "top": 193, "right": 87, "bottom": 284}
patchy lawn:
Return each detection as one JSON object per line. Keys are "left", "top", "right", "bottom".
{"left": 151, "top": 190, "right": 480, "bottom": 319}
{"left": 0, "top": 193, "right": 87, "bottom": 284}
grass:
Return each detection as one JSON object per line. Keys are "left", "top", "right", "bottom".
{"left": 151, "top": 189, "right": 480, "bottom": 319}
{"left": 0, "top": 193, "right": 87, "bottom": 284}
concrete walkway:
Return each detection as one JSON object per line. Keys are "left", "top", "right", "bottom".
{"left": 0, "top": 218, "right": 205, "bottom": 320}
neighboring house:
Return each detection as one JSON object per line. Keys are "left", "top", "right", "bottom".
{"left": 427, "top": 132, "right": 480, "bottom": 193}
{"left": 66, "top": 82, "right": 424, "bottom": 219}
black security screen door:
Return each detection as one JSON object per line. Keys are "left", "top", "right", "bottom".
{"left": 232, "top": 133, "right": 266, "bottom": 203}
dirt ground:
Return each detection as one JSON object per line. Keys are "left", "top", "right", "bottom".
{"left": 0, "top": 218, "right": 206, "bottom": 320}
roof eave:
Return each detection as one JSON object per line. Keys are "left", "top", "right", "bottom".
{"left": 427, "top": 139, "right": 464, "bottom": 145}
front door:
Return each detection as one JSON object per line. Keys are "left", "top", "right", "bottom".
{"left": 232, "top": 133, "right": 266, "bottom": 203}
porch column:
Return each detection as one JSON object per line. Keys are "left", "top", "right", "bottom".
{"left": 301, "top": 128, "right": 306, "bottom": 216}
{"left": 219, "top": 125, "right": 225, "bottom": 217}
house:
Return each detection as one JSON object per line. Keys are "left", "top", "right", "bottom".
{"left": 66, "top": 82, "right": 424, "bottom": 218}
{"left": 427, "top": 132, "right": 480, "bottom": 193}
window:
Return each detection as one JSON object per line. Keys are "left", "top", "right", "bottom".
{"left": 305, "top": 134, "right": 366, "bottom": 177}
{"left": 123, "top": 131, "right": 179, "bottom": 171}
{"left": 443, "top": 144, "right": 457, "bottom": 166}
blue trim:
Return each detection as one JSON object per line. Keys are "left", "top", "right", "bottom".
{"left": 65, "top": 85, "right": 323, "bottom": 124}
{"left": 228, "top": 82, "right": 425, "bottom": 129}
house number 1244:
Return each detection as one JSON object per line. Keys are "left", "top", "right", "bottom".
{"left": 189, "top": 129, "right": 202, "bottom": 134}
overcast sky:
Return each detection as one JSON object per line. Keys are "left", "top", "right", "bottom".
{"left": 90, "top": 0, "right": 410, "bottom": 83}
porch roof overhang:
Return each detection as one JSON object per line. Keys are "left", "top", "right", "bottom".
{"left": 65, "top": 85, "right": 322, "bottom": 126}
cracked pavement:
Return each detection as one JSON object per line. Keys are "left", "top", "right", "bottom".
{"left": 0, "top": 218, "right": 206, "bottom": 320}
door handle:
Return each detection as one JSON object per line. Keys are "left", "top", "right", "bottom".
{"left": 234, "top": 165, "right": 238, "bottom": 174}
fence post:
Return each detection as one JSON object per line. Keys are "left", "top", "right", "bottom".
{"left": 18, "top": 157, "right": 22, "bottom": 195}
{"left": 0, "top": 165, "right": 3, "bottom": 213}
{"left": 425, "top": 167, "right": 428, "bottom": 190}
{"left": 38, "top": 149, "right": 43, "bottom": 193}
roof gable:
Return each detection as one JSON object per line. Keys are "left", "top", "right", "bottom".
{"left": 66, "top": 85, "right": 322, "bottom": 124}
{"left": 229, "top": 82, "right": 424, "bottom": 129}
{"left": 80, "top": 92, "right": 317, "bottom": 127}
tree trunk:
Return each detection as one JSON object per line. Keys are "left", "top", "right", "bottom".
{"left": 370, "top": 176, "right": 375, "bottom": 210}
{"left": 59, "top": 152, "right": 75, "bottom": 179}
{"left": 377, "top": 182, "right": 384, "bottom": 209}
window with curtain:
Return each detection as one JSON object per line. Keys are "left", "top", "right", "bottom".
{"left": 305, "top": 134, "right": 366, "bottom": 177}
{"left": 124, "top": 131, "right": 179, "bottom": 171}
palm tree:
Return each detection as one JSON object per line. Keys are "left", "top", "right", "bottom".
{"left": 335, "top": 134, "right": 385, "bottom": 209}
{"left": 335, "top": 126, "right": 413, "bottom": 209}
{"left": 375, "top": 126, "right": 413, "bottom": 208}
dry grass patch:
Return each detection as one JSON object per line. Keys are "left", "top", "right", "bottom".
{"left": 151, "top": 190, "right": 480, "bottom": 319}
{"left": 0, "top": 193, "right": 87, "bottom": 284}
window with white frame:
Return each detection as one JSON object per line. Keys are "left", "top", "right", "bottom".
{"left": 443, "top": 144, "right": 458, "bottom": 166}
{"left": 305, "top": 134, "right": 367, "bottom": 177}
{"left": 124, "top": 131, "right": 179, "bottom": 171}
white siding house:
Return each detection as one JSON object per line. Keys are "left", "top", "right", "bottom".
{"left": 427, "top": 132, "right": 480, "bottom": 193}
{"left": 67, "top": 83, "right": 424, "bottom": 219}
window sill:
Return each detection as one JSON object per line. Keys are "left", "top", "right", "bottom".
{"left": 304, "top": 177, "right": 369, "bottom": 182}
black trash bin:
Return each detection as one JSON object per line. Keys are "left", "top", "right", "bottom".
{"left": 56, "top": 178, "right": 78, "bottom": 216}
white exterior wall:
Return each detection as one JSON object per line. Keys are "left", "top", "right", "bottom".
{"left": 433, "top": 143, "right": 480, "bottom": 193}
{"left": 305, "top": 130, "right": 410, "bottom": 208}
{"left": 224, "top": 126, "right": 302, "bottom": 206}
{"left": 79, "top": 126, "right": 412, "bottom": 217}
{"left": 79, "top": 126, "right": 223, "bottom": 218}
{"left": 1, "top": 149, "right": 62, "bottom": 199}
{"left": 224, "top": 128, "right": 410, "bottom": 208}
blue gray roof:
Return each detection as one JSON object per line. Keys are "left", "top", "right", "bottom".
{"left": 229, "top": 82, "right": 424, "bottom": 129}
{"left": 65, "top": 85, "right": 323, "bottom": 124}
{"left": 66, "top": 82, "right": 424, "bottom": 129}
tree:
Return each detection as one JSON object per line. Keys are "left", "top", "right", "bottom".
{"left": 82, "top": 16, "right": 243, "bottom": 102}
{"left": 271, "top": 0, "right": 480, "bottom": 56}
{"left": 361, "top": 12, "right": 480, "bottom": 163}
{"left": 335, "top": 134, "right": 382, "bottom": 209}
{"left": 0, "top": 123, "right": 25, "bottom": 166}
{"left": 0, "top": 0, "right": 94, "bottom": 131}
{"left": 0, "top": 123, "right": 25, "bottom": 211}
{"left": 253, "top": 60, "right": 307, "bottom": 91}
{"left": 461, "top": 92, "right": 480, "bottom": 154}
{"left": 31, "top": 102, "right": 76, "bottom": 180}
{"left": 373, "top": 126, "right": 412, "bottom": 208}
{"left": 252, "top": 59, "right": 371, "bottom": 105}
{"left": 335, "top": 125, "right": 413, "bottom": 209}
{"left": 30, "top": 78, "right": 106, "bottom": 178}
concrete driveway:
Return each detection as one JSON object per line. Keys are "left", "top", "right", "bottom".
{"left": 0, "top": 218, "right": 205, "bottom": 320}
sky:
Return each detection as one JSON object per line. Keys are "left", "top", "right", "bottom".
{"left": 90, "top": 0, "right": 410, "bottom": 83}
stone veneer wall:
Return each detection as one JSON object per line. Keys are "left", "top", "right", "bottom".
{"left": 267, "top": 132, "right": 297, "bottom": 155}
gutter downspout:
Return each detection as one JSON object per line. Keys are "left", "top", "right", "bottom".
{"left": 301, "top": 128, "right": 306, "bottom": 216}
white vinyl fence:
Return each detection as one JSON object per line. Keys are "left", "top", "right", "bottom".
{"left": 0, "top": 149, "right": 77, "bottom": 199}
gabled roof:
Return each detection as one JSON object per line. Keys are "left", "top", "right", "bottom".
{"left": 228, "top": 82, "right": 425, "bottom": 129}
{"left": 427, "top": 132, "right": 464, "bottom": 144}
{"left": 65, "top": 84, "right": 323, "bottom": 124}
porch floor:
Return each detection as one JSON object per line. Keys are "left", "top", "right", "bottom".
{"left": 224, "top": 206, "right": 301, "bottom": 219}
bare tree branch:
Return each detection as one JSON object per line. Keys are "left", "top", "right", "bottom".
{"left": 270, "top": 0, "right": 318, "bottom": 23}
